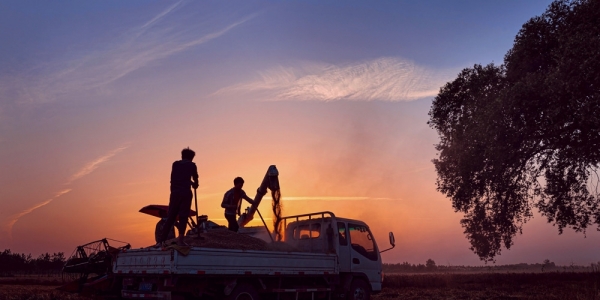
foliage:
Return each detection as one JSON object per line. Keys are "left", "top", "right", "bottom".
{"left": 428, "top": 0, "right": 600, "bottom": 262}
{"left": 425, "top": 259, "right": 437, "bottom": 270}
{"left": 382, "top": 260, "right": 571, "bottom": 274}
{"left": 0, "top": 249, "right": 66, "bottom": 275}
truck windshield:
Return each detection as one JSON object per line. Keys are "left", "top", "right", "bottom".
{"left": 348, "top": 223, "right": 378, "bottom": 261}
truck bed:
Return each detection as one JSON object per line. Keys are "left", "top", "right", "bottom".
{"left": 113, "top": 247, "right": 338, "bottom": 276}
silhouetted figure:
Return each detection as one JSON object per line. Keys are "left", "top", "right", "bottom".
{"left": 157, "top": 148, "right": 199, "bottom": 247}
{"left": 221, "top": 177, "right": 255, "bottom": 232}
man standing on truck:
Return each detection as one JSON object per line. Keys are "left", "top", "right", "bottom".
{"left": 221, "top": 177, "right": 255, "bottom": 232}
{"left": 157, "top": 147, "right": 199, "bottom": 247}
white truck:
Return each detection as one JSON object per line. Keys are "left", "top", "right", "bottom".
{"left": 113, "top": 211, "right": 395, "bottom": 300}
{"left": 62, "top": 166, "right": 395, "bottom": 299}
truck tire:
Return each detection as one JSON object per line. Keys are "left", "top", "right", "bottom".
{"left": 348, "top": 279, "right": 370, "bottom": 300}
{"left": 155, "top": 219, "right": 175, "bottom": 243}
{"left": 226, "top": 283, "right": 259, "bottom": 300}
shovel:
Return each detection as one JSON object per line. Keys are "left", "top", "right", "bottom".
{"left": 194, "top": 188, "right": 200, "bottom": 238}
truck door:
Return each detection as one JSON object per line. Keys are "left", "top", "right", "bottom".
{"left": 347, "top": 223, "right": 381, "bottom": 287}
{"left": 337, "top": 222, "right": 351, "bottom": 272}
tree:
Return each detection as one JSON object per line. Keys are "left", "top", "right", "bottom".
{"left": 541, "top": 259, "right": 555, "bottom": 272}
{"left": 426, "top": 259, "right": 437, "bottom": 270}
{"left": 0, "top": 249, "right": 33, "bottom": 275}
{"left": 36, "top": 253, "right": 52, "bottom": 272}
{"left": 428, "top": 0, "right": 600, "bottom": 262}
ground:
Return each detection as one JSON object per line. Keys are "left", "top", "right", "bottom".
{"left": 1, "top": 272, "right": 599, "bottom": 299}
{"left": 0, "top": 275, "right": 89, "bottom": 300}
{"left": 375, "top": 272, "right": 600, "bottom": 299}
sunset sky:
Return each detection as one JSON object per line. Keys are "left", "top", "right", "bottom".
{"left": 1, "top": 0, "right": 598, "bottom": 266}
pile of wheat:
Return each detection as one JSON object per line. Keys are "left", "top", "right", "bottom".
{"left": 161, "top": 229, "right": 299, "bottom": 252}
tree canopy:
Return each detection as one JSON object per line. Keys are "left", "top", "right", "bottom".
{"left": 0, "top": 249, "right": 65, "bottom": 275}
{"left": 428, "top": 0, "right": 600, "bottom": 262}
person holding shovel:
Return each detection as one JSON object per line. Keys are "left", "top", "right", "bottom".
{"left": 157, "top": 147, "right": 199, "bottom": 247}
{"left": 221, "top": 177, "right": 255, "bottom": 232}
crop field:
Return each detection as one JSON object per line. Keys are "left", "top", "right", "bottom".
{"left": 0, "top": 276, "right": 88, "bottom": 300}
{"left": 1, "top": 272, "right": 600, "bottom": 300}
{"left": 375, "top": 272, "right": 600, "bottom": 299}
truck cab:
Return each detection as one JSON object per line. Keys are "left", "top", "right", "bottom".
{"left": 282, "top": 212, "right": 387, "bottom": 294}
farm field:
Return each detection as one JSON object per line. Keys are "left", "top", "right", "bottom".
{"left": 0, "top": 276, "right": 88, "bottom": 300}
{"left": 0, "top": 284, "right": 88, "bottom": 300}
{"left": 375, "top": 272, "right": 600, "bottom": 299}
{"left": 1, "top": 272, "right": 600, "bottom": 299}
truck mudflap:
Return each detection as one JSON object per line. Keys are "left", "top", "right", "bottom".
{"left": 122, "top": 290, "right": 172, "bottom": 299}
{"left": 370, "top": 281, "right": 382, "bottom": 292}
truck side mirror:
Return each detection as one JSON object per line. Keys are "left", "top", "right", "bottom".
{"left": 379, "top": 231, "right": 396, "bottom": 253}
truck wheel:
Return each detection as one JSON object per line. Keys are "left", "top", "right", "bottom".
{"left": 348, "top": 279, "right": 370, "bottom": 300}
{"left": 227, "top": 283, "right": 259, "bottom": 300}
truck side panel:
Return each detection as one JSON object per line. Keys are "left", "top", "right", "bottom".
{"left": 114, "top": 247, "right": 338, "bottom": 276}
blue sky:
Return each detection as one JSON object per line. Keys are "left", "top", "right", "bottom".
{"left": 3, "top": 0, "right": 596, "bottom": 266}
{"left": 1, "top": 1, "right": 548, "bottom": 108}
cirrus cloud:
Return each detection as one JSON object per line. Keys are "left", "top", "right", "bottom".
{"left": 1, "top": 2, "right": 254, "bottom": 106}
{"left": 0, "top": 145, "right": 129, "bottom": 242}
{"left": 215, "top": 57, "right": 458, "bottom": 102}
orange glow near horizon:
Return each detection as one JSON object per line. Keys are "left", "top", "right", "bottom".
{"left": 4, "top": 132, "right": 600, "bottom": 267}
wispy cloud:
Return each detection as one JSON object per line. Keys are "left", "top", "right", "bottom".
{"left": 268, "top": 196, "right": 398, "bottom": 201}
{"left": 216, "top": 57, "right": 457, "bottom": 102}
{"left": 195, "top": 192, "right": 221, "bottom": 199}
{"left": 67, "top": 146, "right": 128, "bottom": 184}
{"left": 0, "top": 145, "right": 129, "bottom": 241}
{"left": 1, "top": 189, "right": 72, "bottom": 240}
{"left": 140, "top": 1, "right": 184, "bottom": 32}
{"left": 3, "top": 3, "right": 253, "bottom": 105}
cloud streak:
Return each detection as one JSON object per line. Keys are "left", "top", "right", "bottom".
{"left": 269, "top": 196, "right": 398, "bottom": 201}
{"left": 1, "top": 189, "right": 72, "bottom": 240}
{"left": 216, "top": 57, "right": 457, "bottom": 102}
{"left": 0, "top": 145, "right": 129, "bottom": 241}
{"left": 3, "top": 3, "right": 253, "bottom": 105}
{"left": 140, "top": 1, "right": 184, "bottom": 32}
{"left": 67, "top": 146, "right": 128, "bottom": 184}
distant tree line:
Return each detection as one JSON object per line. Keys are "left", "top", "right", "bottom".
{"left": 0, "top": 249, "right": 66, "bottom": 276}
{"left": 381, "top": 259, "right": 586, "bottom": 273}
{"left": 383, "top": 259, "right": 440, "bottom": 273}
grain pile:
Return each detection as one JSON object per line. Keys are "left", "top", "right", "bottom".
{"left": 161, "top": 228, "right": 300, "bottom": 252}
